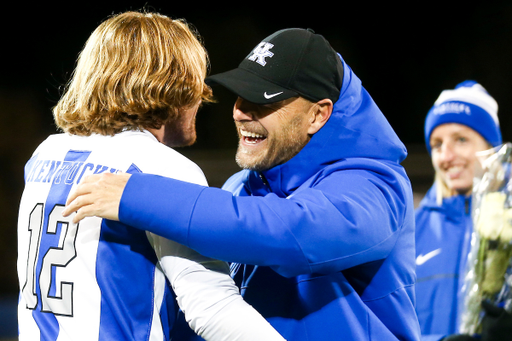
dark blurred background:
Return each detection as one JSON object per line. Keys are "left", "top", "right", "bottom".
{"left": 1, "top": 1, "right": 512, "bottom": 337}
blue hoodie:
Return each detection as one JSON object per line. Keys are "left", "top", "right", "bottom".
{"left": 118, "top": 55, "right": 421, "bottom": 340}
{"left": 415, "top": 186, "right": 473, "bottom": 341}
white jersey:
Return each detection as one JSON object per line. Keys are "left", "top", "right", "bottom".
{"left": 17, "top": 130, "right": 285, "bottom": 341}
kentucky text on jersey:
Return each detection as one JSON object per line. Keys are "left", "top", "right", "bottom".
{"left": 25, "top": 157, "right": 119, "bottom": 185}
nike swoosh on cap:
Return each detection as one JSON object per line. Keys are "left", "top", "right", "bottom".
{"left": 264, "top": 91, "right": 283, "bottom": 99}
{"left": 416, "top": 248, "right": 442, "bottom": 266}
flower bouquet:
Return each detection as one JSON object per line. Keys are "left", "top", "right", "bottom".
{"left": 459, "top": 143, "right": 512, "bottom": 335}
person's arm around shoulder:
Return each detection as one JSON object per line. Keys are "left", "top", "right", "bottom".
{"left": 63, "top": 174, "right": 285, "bottom": 340}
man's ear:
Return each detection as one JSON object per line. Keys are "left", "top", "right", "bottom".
{"left": 307, "top": 99, "right": 333, "bottom": 135}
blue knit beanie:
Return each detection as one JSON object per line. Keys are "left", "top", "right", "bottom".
{"left": 424, "top": 80, "right": 501, "bottom": 153}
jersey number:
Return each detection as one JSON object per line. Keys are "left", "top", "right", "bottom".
{"left": 22, "top": 203, "right": 79, "bottom": 316}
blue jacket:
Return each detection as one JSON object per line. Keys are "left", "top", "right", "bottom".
{"left": 119, "top": 55, "right": 421, "bottom": 340}
{"left": 415, "top": 185, "right": 473, "bottom": 341}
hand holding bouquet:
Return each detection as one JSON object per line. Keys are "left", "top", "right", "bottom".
{"left": 459, "top": 143, "right": 512, "bottom": 336}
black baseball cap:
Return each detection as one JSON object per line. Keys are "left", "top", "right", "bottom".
{"left": 206, "top": 28, "right": 343, "bottom": 104}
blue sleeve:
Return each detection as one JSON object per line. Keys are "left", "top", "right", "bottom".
{"left": 120, "top": 170, "right": 407, "bottom": 277}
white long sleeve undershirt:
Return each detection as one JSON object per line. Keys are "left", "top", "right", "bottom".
{"left": 149, "top": 232, "right": 286, "bottom": 341}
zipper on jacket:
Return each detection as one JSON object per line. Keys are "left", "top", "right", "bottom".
{"left": 258, "top": 172, "right": 271, "bottom": 191}
{"left": 237, "top": 173, "right": 270, "bottom": 293}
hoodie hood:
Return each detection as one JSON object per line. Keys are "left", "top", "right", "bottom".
{"left": 253, "top": 54, "right": 408, "bottom": 196}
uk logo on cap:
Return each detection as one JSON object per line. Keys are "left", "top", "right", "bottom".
{"left": 248, "top": 42, "right": 274, "bottom": 66}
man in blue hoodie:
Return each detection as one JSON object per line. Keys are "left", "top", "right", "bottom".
{"left": 63, "top": 28, "right": 421, "bottom": 340}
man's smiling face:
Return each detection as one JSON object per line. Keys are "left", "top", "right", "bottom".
{"left": 233, "top": 96, "right": 315, "bottom": 171}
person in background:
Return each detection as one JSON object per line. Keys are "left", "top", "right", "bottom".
{"left": 414, "top": 80, "right": 512, "bottom": 341}
{"left": 62, "top": 28, "right": 421, "bottom": 340}
{"left": 16, "top": 10, "right": 284, "bottom": 341}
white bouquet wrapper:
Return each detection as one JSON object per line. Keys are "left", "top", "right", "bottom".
{"left": 459, "top": 143, "right": 512, "bottom": 335}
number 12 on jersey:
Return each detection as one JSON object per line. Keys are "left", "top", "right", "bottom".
{"left": 22, "top": 203, "right": 80, "bottom": 317}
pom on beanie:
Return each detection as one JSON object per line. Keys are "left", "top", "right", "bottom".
{"left": 424, "top": 80, "right": 501, "bottom": 153}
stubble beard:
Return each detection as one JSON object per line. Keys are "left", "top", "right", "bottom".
{"left": 235, "top": 115, "right": 310, "bottom": 171}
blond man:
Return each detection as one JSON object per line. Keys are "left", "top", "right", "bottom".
{"left": 17, "top": 11, "right": 284, "bottom": 341}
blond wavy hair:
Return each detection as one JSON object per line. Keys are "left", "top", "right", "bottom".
{"left": 53, "top": 11, "right": 213, "bottom": 136}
